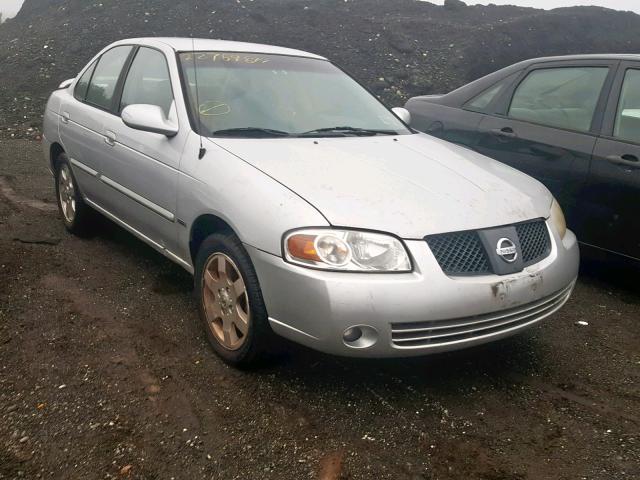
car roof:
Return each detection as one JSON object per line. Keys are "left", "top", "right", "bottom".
{"left": 514, "top": 53, "right": 640, "bottom": 66}
{"left": 408, "top": 53, "right": 640, "bottom": 107}
{"left": 110, "top": 37, "right": 327, "bottom": 60}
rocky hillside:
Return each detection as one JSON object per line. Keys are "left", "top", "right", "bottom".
{"left": 1, "top": 0, "right": 640, "bottom": 138}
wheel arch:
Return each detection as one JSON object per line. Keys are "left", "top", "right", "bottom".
{"left": 189, "top": 213, "right": 238, "bottom": 263}
{"left": 50, "top": 142, "right": 66, "bottom": 172}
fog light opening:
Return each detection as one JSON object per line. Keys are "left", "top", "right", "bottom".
{"left": 342, "top": 325, "right": 378, "bottom": 349}
{"left": 343, "top": 327, "right": 363, "bottom": 343}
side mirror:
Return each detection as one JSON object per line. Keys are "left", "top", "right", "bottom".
{"left": 392, "top": 107, "right": 411, "bottom": 125}
{"left": 121, "top": 104, "right": 178, "bottom": 137}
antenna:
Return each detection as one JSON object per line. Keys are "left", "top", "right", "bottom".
{"left": 192, "top": 36, "right": 206, "bottom": 160}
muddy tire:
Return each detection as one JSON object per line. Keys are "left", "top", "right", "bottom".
{"left": 55, "top": 153, "right": 93, "bottom": 235}
{"left": 194, "top": 232, "right": 273, "bottom": 368}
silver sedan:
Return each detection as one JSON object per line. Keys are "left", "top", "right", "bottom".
{"left": 41, "top": 38, "right": 579, "bottom": 366}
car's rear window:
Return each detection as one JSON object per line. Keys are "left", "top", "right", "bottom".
{"left": 86, "top": 46, "right": 133, "bottom": 111}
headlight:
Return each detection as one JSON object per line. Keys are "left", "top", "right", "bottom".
{"left": 284, "top": 229, "right": 412, "bottom": 272}
{"left": 550, "top": 198, "right": 567, "bottom": 240}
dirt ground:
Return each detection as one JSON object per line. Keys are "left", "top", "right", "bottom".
{"left": 0, "top": 138, "right": 638, "bottom": 480}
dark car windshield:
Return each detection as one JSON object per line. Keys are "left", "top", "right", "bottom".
{"left": 178, "top": 52, "right": 411, "bottom": 137}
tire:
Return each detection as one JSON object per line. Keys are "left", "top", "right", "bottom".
{"left": 55, "top": 153, "right": 93, "bottom": 235}
{"left": 194, "top": 232, "right": 273, "bottom": 368}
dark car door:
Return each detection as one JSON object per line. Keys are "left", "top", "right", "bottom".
{"left": 407, "top": 71, "right": 523, "bottom": 148}
{"left": 474, "top": 60, "right": 618, "bottom": 231}
{"left": 582, "top": 62, "right": 640, "bottom": 258}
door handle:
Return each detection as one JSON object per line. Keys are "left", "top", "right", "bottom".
{"left": 490, "top": 127, "right": 517, "bottom": 139}
{"left": 606, "top": 154, "right": 640, "bottom": 169}
{"left": 61, "top": 112, "right": 70, "bottom": 124}
{"left": 104, "top": 131, "right": 116, "bottom": 147}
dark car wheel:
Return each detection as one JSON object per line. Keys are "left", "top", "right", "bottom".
{"left": 55, "top": 153, "right": 93, "bottom": 235}
{"left": 194, "top": 232, "right": 273, "bottom": 367}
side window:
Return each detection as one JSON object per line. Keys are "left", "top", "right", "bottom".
{"left": 614, "top": 69, "right": 640, "bottom": 144}
{"left": 86, "top": 46, "right": 133, "bottom": 111}
{"left": 74, "top": 60, "right": 97, "bottom": 101}
{"left": 120, "top": 47, "right": 173, "bottom": 117}
{"left": 465, "top": 72, "right": 520, "bottom": 113}
{"left": 508, "top": 67, "right": 609, "bottom": 132}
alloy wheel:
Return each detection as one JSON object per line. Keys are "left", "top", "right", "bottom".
{"left": 202, "top": 253, "right": 251, "bottom": 350}
{"left": 58, "top": 164, "right": 76, "bottom": 223}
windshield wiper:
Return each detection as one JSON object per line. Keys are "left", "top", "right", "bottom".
{"left": 298, "top": 126, "right": 398, "bottom": 137}
{"left": 212, "top": 127, "right": 292, "bottom": 138}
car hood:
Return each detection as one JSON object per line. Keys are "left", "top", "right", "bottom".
{"left": 209, "top": 133, "right": 552, "bottom": 238}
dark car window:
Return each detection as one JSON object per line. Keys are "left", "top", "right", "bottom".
{"left": 86, "top": 46, "right": 133, "bottom": 111}
{"left": 120, "top": 47, "right": 174, "bottom": 117}
{"left": 74, "top": 60, "right": 97, "bottom": 101}
{"left": 465, "top": 72, "right": 520, "bottom": 113}
{"left": 508, "top": 67, "right": 609, "bottom": 132}
{"left": 614, "top": 69, "right": 640, "bottom": 144}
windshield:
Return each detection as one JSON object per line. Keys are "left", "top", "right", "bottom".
{"left": 178, "top": 52, "right": 411, "bottom": 137}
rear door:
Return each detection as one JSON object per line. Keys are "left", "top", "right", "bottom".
{"left": 584, "top": 62, "right": 640, "bottom": 258}
{"left": 407, "top": 71, "right": 522, "bottom": 148}
{"left": 475, "top": 60, "right": 618, "bottom": 231}
{"left": 59, "top": 46, "right": 134, "bottom": 204}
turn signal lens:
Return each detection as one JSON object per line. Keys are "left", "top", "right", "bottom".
{"left": 550, "top": 198, "right": 567, "bottom": 240}
{"left": 284, "top": 229, "right": 412, "bottom": 272}
{"left": 286, "top": 234, "right": 321, "bottom": 262}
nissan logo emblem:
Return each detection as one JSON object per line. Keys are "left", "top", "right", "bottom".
{"left": 496, "top": 238, "right": 518, "bottom": 263}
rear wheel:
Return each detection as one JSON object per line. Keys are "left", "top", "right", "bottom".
{"left": 55, "top": 154, "right": 93, "bottom": 234}
{"left": 194, "top": 233, "right": 273, "bottom": 367}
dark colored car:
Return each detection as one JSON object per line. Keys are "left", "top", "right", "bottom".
{"left": 406, "top": 55, "right": 640, "bottom": 261}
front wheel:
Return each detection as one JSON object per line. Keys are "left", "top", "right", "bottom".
{"left": 194, "top": 233, "right": 273, "bottom": 367}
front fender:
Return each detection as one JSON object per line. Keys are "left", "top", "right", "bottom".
{"left": 176, "top": 133, "right": 328, "bottom": 263}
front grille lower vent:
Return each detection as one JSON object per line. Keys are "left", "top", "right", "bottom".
{"left": 391, "top": 283, "right": 574, "bottom": 348}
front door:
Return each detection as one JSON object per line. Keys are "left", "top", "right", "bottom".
{"left": 475, "top": 62, "right": 617, "bottom": 235}
{"left": 99, "top": 46, "right": 184, "bottom": 254}
{"left": 583, "top": 63, "right": 640, "bottom": 258}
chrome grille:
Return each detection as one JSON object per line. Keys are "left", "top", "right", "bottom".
{"left": 426, "top": 231, "right": 491, "bottom": 275}
{"left": 516, "top": 220, "right": 552, "bottom": 265}
{"left": 391, "top": 283, "right": 573, "bottom": 348}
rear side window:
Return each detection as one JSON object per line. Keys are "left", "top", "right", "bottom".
{"left": 86, "top": 46, "right": 133, "bottom": 111}
{"left": 508, "top": 67, "right": 609, "bottom": 132}
{"left": 74, "top": 61, "right": 97, "bottom": 101}
{"left": 120, "top": 47, "right": 174, "bottom": 117}
{"left": 465, "top": 72, "right": 520, "bottom": 113}
{"left": 614, "top": 69, "right": 640, "bottom": 144}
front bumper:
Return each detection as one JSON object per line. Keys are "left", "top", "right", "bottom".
{"left": 247, "top": 222, "right": 579, "bottom": 357}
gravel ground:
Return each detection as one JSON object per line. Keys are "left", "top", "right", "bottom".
{"left": 0, "top": 139, "right": 638, "bottom": 480}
